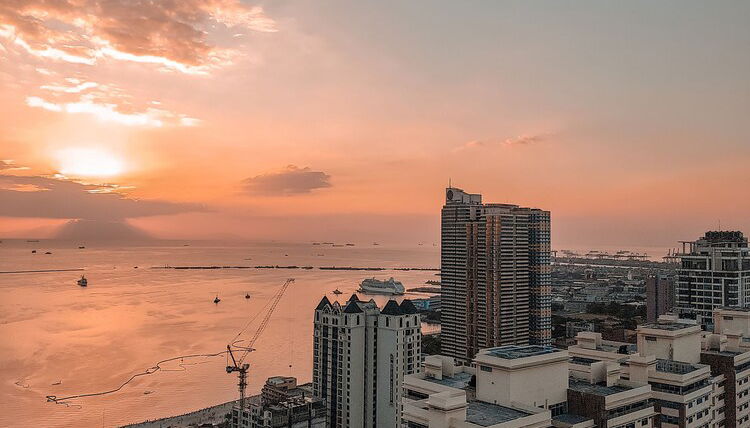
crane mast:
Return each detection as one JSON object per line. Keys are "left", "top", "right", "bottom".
{"left": 226, "top": 278, "right": 295, "bottom": 413}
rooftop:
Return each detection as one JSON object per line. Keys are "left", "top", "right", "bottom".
{"left": 568, "top": 379, "right": 631, "bottom": 396}
{"left": 465, "top": 400, "right": 532, "bottom": 426}
{"left": 485, "top": 345, "right": 562, "bottom": 360}
{"left": 570, "top": 356, "right": 599, "bottom": 366}
{"left": 424, "top": 371, "right": 473, "bottom": 389}
{"left": 640, "top": 321, "right": 696, "bottom": 331}
{"left": 553, "top": 413, "right": 593, "bottom": 425}
{"left": 655, "top": 359, "right": 703, "bottom": 374}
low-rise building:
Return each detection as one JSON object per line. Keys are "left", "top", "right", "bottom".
{"left": 230, "top": 377, "right": 326, "bottom": 428}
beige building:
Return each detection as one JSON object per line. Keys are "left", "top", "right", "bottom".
{"left": 402, "top": 345, "right": 655, "bottom": 428}
{"left": 568, "top": 316, "right": 750, "bottom": 428}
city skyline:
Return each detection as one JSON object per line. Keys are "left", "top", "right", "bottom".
{"left": 2, "top": 1, "right": 750, "bottom": 247}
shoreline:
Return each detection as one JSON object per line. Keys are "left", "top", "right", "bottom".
{"left": 120, "top": 400, "right": 237, "bottom": 428}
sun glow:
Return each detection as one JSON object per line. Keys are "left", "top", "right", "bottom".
{"left": 56, "top": 148, "right": 126, "bottom": 178}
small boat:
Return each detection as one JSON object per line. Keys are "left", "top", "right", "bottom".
{"left": 78, "top": 246, "right": 85, "bottom": 249}
{"left": 51, "top": 380, "right": 62, "bottom": 386}
{"left": 31, "top": 250, "right": 36, "bottom": 254}
{"left": 44, "top": 251, "right": 52, "bottom": 254}
{"left": 332, "top": 289, "right": 343, "bottom": 295}
{"left": 213, "top": 295, "right": 221, "bottom": 304}
{"left": 245, "top": 292, "right": 251, "bottom": 299}
{"left": 77, "top": 276, "right": 87, "bottom": 287}
{"left": 143, "top": 390, "right": 154, "bottom": 395}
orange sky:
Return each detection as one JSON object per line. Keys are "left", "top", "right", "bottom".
{"left": 1, "top": 1, "right": 749, "bottom": 248}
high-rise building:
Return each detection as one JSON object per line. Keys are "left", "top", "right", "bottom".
{"left": 440, "top": 187, "right": 551, "bottom": 363}
{"left": 675, "top": 231, "right": 750, "bottom": 326}
{"left": 646, "top": 274, "right": 675, "bottom": 322}
{"left": 311, "top": 294, "right": 421, "bottom": 428}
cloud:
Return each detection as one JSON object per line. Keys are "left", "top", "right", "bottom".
{"left": 0, "top": 159, "right": 29, "bottom": 171}
{"left": 0, "top": 0, "right": 276, "bottom": 74}
{"left": 0, "top": 174, "right": 205, "bottom": 221}
{"left": 242, "top": 165, "right": 332, "bottom": 196}
{"left": 25, "top": 79, "right": 199, "bottom": 127}
{"left": 455, "top": 134, "right": 549, "bottom": 151}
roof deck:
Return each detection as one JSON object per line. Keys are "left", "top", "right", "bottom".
{"left": 423, "top": 371, "right": 474, "bottom": 389}
{"left": 655, "top": 359, "right": 703, "bottom": 375}
{"left": 568, "top": 379, "right": 631, "bottom": 396}
{"left": 465, "top": 400, "right": 532, "bottom": 426}
{"left": 640, "top": 321, "right": 697, "bottom": 331}
{"left": 486, "top": 345, "right": 562, "bottom": 360}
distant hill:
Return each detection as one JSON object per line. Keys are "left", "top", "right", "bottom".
{"left": 55, "top": 220, "right": 153, "bottom": 241}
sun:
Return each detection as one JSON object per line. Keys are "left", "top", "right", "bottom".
{"left": 56, "top": 147, "right": 126, "bottom": 178}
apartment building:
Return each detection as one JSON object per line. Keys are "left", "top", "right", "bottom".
{"left": 675, "top": 231, "right": 750, "bottom": 327}
{"left": 312, "top": 295, "right": 421, "bottom": 428}
{"left": 441, "top": 187, "right": 551, "bottom": 364}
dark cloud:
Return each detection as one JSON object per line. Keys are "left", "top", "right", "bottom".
{"left": 0, "top": 174, "right": 204, "bottom": 221}
{"left": 242, "top": 165, "right": 332, "bottom": 196}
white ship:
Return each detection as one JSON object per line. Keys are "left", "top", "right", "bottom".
{"left": 358, "top": 277, "right": 405, "bottom": 295}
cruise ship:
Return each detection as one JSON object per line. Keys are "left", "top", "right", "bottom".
{"left": 358, "top": 277, "right": 405, "bottom": 295}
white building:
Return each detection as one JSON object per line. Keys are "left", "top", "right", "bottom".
{"left": 312, "top": 294, "right": 421, "bottom": 428}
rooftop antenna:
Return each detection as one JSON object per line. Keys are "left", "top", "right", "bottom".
{"left": 448, "top": 178, "right": 452, "bottom": 188}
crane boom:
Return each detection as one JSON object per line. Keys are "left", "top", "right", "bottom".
{"left": 226, "top": 278, "right": 295, "bottom": 412}
{"left": 241, "top": 278, "right": 294, "bottom": 362}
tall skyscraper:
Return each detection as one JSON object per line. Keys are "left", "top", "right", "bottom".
{"left": 675, "top": 231, "right": 750, "bottom": 326}
{"left": 312, "top": 294, "right": 421, "bottom": 428}
{"left": 440, "top": 187, "right": 551, "bottom": 363}
{"left": 646, "top": 274, "right": 675, "bottom": 322}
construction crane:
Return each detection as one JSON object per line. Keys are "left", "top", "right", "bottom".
{"left": 226, "top": 278, "right": 295, "bottom": 412}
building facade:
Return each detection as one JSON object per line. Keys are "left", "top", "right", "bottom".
{"left": 312, "top": 295, "right": 421, "bottom": 428}
{"left": 646, "top": 274, "right": 675, "bottom": 323}
{"left": 675, "top": 231, "right": 750, "bottom": 326}
{"left": 230, "top": 377, "right": 326, "bottom": 428}
{"left": 441, "top": 187, "right": 551, "bottom": 363}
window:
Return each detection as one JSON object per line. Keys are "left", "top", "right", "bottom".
{"left": 480, "top": 365, "right": 493, "bottom": 372}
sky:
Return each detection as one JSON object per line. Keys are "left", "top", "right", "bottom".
{"left": 0, "top": 1, "right": 749, "bottom": 249}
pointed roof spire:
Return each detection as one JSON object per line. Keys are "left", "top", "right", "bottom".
{"left": 343, "top": 300, "right": 363, "bottom": 313}
{"left": 399, "top": 299, "right": 418, "bottom": 314}
{"left": 380, "top": 299, "right": 403, "bottom": 316}
{"left": 348, "top": 293, "right": 360, "bottom": 303}
{"left": 316, "top": 296, "right": 331, "bottom": 310}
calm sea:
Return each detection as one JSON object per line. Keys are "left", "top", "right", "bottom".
{"left": 0, "top": 240, "right": 440, "bottom": 427}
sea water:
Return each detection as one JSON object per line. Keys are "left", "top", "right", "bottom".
{"left": 0, "top": 240, "right": 439, "bottom": 427}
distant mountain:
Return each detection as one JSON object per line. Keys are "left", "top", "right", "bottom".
{"left": 55, "top": 220, "right": 153, "bottom": 241}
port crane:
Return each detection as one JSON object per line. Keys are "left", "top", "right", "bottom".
{"left": 226, "top": 278, "right": 295, "bottom": 412}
